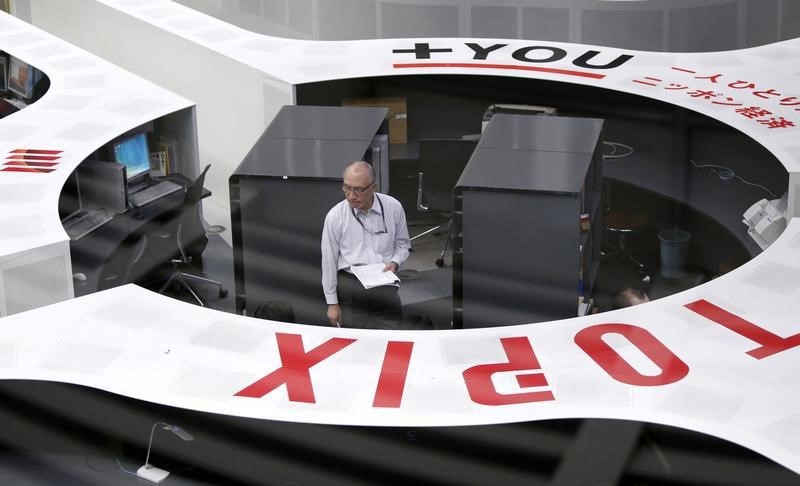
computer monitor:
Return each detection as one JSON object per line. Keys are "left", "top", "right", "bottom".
{"left": 77, "top": 159, "right": 128, "bottom": 214}
{"left": 112, "top": 131, "right": 151, "bottom": 184}
{"left": 0, "top": 56, "right": 7, "bottom": 93}
{"left": 7, "top": 56, "right": 34, "bottom": 100}
{"left": 59, "top": 170, "right": 82, "bottom": 222}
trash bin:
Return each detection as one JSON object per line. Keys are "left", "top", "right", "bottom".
{"left": 658, "top": 229, "right": 691, "bottom": 279}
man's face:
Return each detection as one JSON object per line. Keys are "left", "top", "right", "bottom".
{"left": 342, "top": 168, "right": 375, "bottom": 210}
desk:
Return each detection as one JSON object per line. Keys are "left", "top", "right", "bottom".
{"left": 9, "top": 3, "right": 800, "bottom": 480}
{"left": 69, "top": 175, "right": 210, "bottom": 297}
{"left": 0, "top": 98, "right": 20, "bottom": 118}
{"left": 600, "top": 118, "right": 786, "bottom": 258}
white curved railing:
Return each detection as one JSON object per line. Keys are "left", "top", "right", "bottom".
{"left": 2, "top": 1, "right": 800, "bottom": 477}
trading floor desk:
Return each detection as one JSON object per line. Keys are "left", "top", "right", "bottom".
{"left": 0, "top": 98, "right": 21, "bottom": 119}
{"left": 10, "top": 3, "right": 800, "bottom": 484}
{"left": 69, "top": 174, "right": 210, "bottom": 298}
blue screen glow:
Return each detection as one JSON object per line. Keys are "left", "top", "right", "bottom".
{"left": 113, "top": 132, "right": 150, "bottom": 181}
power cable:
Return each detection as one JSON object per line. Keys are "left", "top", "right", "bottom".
{"left": 690, "top": 159, "right": 779, "bottom": 198}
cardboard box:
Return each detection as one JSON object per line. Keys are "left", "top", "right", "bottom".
{"left": 342, "top": 97, "right": 407, "bottom": 144}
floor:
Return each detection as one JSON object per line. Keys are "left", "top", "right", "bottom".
{"left": 169, "top": 222, "right": 710, "bottom": 329}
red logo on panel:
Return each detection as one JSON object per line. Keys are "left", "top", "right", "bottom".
{"left": 2, "top": 149, "right": 63, "bottom": 173}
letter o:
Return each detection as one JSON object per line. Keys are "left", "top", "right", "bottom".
{"left": 512, "top": 46, "right": 567, "bottom": 63}
{"left": 574, "top": 323, "right": 689, "bottom": 386}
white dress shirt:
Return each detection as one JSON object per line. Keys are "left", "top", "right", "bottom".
{"left": 321, "top": 193, "right": 411, "bottom": 305}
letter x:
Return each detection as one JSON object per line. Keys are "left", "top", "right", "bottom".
{"left": 235, "top": 333, "right": 356, "bottom": 403}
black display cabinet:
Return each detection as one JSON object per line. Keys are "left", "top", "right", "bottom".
{"left": 230, "top": 105, "right": 388, "bottom": 324}
{"left": 453, "top": 114, "right": 604, "bottom": 328}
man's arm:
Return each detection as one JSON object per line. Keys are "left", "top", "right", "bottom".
{"left": 326, "top": 304, "right": 342, "bottom": 327}
{"left": 390, "top": 200, "right": 411, "bottom": 268}
{"left": 321, "top": 210, "right": 342, "bottom": 326}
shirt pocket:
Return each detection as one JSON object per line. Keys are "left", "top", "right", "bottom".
{"left": 374, "top": 231, "right": 394, "bottom": 256}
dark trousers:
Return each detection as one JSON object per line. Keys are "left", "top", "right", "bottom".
{"left": 337, "top": 271, "right": 403, "bottom": 329}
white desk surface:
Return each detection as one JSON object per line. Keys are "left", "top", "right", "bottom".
{"left": 4, "top": 0, "right": 800, "bottom": 476}
{"left": 0, "top": 10, "right": 192, "bottom": 260}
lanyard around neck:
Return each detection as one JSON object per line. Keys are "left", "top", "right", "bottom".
{"left": 351, "top": 194, "right": 387, "bottom": 235}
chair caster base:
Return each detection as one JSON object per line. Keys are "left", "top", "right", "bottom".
{"left": 435, "top": 258, "right": 445, "bottom": 268}
{"left": 219, "top": 288, "right": 228, "bottom": 298}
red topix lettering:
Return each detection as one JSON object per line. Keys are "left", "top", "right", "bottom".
{"left": 574, "top": 323, "right": 689, "bottom": 386}
{"left": 685, "top": 299, "right": 800, "bottom": 359}
{"left": 463, "top": 337, "right": 554, "bottom": 406}
{"left": 373, "top": 341, "right": 414, "bottom": 408}
{"left": 235, "top": 333, "right": 356, "bottom": 403}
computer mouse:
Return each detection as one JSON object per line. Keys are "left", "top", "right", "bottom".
{"left": 73, "top": 272, "right": 87, "bottom": 282}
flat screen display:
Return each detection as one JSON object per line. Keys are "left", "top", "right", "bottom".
{"left": 7, "top": 55, "right": 34, "bottom": 99}
{"left": 0, "top": 56, "right": 7, "bottom": 93}
{"left": 113, "top": 132, "right": 150, "bottom": 182}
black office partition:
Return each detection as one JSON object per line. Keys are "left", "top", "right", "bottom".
{"left": 230, "top": 105, "right": 388, "bottom": 324}
{"left": 453, "top": 114, "right": 604, "bottom": 328}
{"left": 234, "top": 178, "right": 341, "bottom": 324}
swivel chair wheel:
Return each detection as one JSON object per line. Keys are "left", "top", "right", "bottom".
{"left": 435, "top": 257, "right": 445, "bottom": 268}
{"left": 219, "top": 288, "right": 228, "bottom": 298}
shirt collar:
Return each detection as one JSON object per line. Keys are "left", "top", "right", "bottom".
{"left": 357, "top": 193, "right": 382, "bottom": 215}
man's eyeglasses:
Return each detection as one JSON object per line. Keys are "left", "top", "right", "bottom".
{"left": 342, "top": 183, "right": 374, "bottom": 195}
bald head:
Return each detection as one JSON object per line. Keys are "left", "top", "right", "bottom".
{"left": 610, "top": 287, "right": 649, "bottom": 310}
{"left": 342, "top": 161, "right": 377, "bottom": 210}
{"left": 343, "top": 161, "right": 375, "bottom": 183}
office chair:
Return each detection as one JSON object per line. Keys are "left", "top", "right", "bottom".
{"left": 155, "top": 164, "right": 227, "bottom": 306}
{"left": 412, "top": 139, "right": 477, "bottom": 267}
{"left": 601, "top": 181, "right": 650, "bottom": 282}
{"left": 603, "top": 209, "right": 649, "bottom": 272}
{"left": 122, "top": 234, "right": 149, "bottom": 284}
{"left": 98, "top": 234, "right": 149, "bottom": 291}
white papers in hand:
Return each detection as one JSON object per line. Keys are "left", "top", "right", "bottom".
{"left": 350, "top": 263, "right": 399, "bottom": 289}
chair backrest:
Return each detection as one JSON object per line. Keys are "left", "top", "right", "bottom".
{"left": 185, "top": 164, "right": 210, "bottom": 204}
{"left": 418, "top": 139, "right": 477, "bottom": 212}
{"left": 178, "top": 164, "right": 211, "bottom": 258}
{"left": 122, "top": 234, "right": 148, "bottom": 283}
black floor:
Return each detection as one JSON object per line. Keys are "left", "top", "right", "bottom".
{"left": 165, "top": 227, "right": 711, "bottom": 329}
{"left": 150, "top": 233, "right": 236, "bottom": 314}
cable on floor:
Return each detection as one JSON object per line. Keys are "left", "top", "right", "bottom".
{"left": 690, "top": 159, "right": 779, "bottom": 198}
{"left": 602, "top": 141, "right": 634, "bottom": 159}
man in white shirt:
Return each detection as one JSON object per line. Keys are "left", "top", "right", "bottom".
{"left": 321, "top": 161, "right": 411, "bottom": 328}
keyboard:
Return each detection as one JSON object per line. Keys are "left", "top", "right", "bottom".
{"left": 129, "top": 180, "right": 183, "bottom": 207}
{"left": 65, "top": 209, "right": 114, "bottom": 241}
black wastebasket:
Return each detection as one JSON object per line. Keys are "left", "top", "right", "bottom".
{"left": 658, "top": 229, "right": 691, "bottom": 279}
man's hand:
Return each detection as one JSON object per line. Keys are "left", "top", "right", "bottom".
{"left": 327, "top": 304, "right": 342, "bottom": 327}
{"left": 383, "top": 262, "right": 398, "bottom": 273}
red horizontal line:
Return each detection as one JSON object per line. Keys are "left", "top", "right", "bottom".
{"left": 1, "top": 167, "right": 55, "bottom": 173}
{"left": 393, "top": 62, "right": 605, "bottom": 79}
{"left": 3, "top": 161, "right": 59, "bottom": 167}
{"left": 6, "top": 155, "right": 61, "bottom": 161}
{"left": 9, "top": 149, "right": 63, "bottom": 155}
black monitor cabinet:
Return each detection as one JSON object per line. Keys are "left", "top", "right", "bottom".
{"left": 453, "top": 114, "right": 604, "bottom": 328}
{"left": 229, "top": 105, "right": 388, "bottom": 324}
